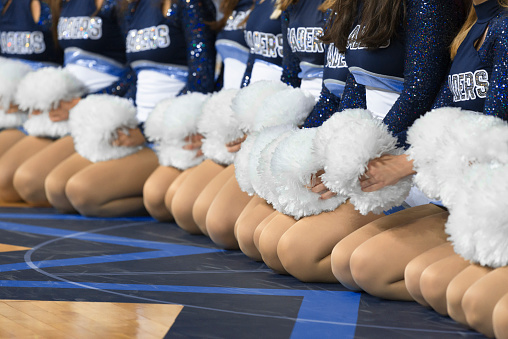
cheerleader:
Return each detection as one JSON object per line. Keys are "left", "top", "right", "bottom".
{"left": 143, "top": 0, "right": 252, "bottom": 224}
{"left": 255, "top": 0, "right": 464, "bottom": 282}
{"left": 167, "top": 0, "right": 284, "bottom": 241}
{"left": 0, "top": 0, "right": 132, "bottom": 205}
{"left": 332, "top": 0, "right": 507, "bottom": 307}
{"left": 392, "top": 1, "right": 508, "bottom": 336}
{"left": 44, "top": 0, "right": 216, "bottom": 217}
{"left": 0, "top": 0, "right": 62, "bottom": 172}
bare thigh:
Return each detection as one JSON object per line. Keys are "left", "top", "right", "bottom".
{"left": 143, "top": 165, "right": 182, "bottom": 222}
{"left": 165, "top": 167, "right": 193, "bottom": 215}
{"left": 0, "top": 129, "right": 26, "bottom": 157}
{"left": 14, "top": 135, "right": 75, "bottom": 204}
{"left": 278, "top": 201, "right": 381, "bottom": 283}
{"left": 332, "top": 204, "right": 445, "bottom": 290}
{"left": 493, "top": 292, "right": 508, "bottom": 339}
{"left": 65, "top": 148, "right": 159, "bottom": 217}
{"left": 350, "top": 210, "right": 449, "bottom": 300}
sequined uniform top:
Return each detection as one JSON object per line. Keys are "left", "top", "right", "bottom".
{"left": 58, "top": 0, "right": 126, "bottom": 63}
{"left": 216, "top": 0, "right": 252, "bottom": 66}
{"left": 0, "top": 0, "right": 62, "bottom": 66}
{"left": 433, "top": 0, "right": 508, "bottom": 120}
{"left": 242, "top": 0, "right": 283, "bottom": 87}
{"left": 342, "top": 0, "right": 464, "bottom": 145}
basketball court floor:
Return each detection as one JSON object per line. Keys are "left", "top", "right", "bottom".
{"left": 0, "top": 206, "right": 486, "bottom": 338}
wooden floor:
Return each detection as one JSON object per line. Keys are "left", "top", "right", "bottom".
{"left": 0, "top": 207, "right": 485, "bottom": 338}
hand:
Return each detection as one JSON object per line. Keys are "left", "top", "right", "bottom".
{"left": 48, "top": 97, "right": 81, "bottom": 122}
{"left": 112, "top": 127, "right": 146, "bottom": 147}
{"left": 360, "top": 154, "right": 416, "bottom": 192}
{"left": 308, "top": 169, "right": 337, "bottom": 200}
{"left": 226, "top": 134, "right": 247, "bottom": 153}
{"left": 183, "top": 133, "right": 204, "bottom": 157}
{"left": 6, "top": 104, "right": 19, "bottom": 114}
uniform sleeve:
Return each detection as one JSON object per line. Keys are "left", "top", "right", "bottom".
{"left": 179, "top": 0, "right": 217, "bottom": 95}
{"left": 382, "top": 0, "right": 461, "bottom": 140}
{"left": 241, "top": 52, "right": 255, "bottom": 88}
{"left": 483, "top": 16, "right": 508, "bottom": 121}
{"left": 280, "top": 9, "right": 301, "bottom": 88}
{"left": 338, "top": 72, "right": 367, "bottom": 111}
{"left": 89, "top": 68, "right": 137, "bottom": 100}
{"left": 302, "top": 84, "right": 341, "bottom": 128}
{"left": 431, "top": 79, "right": 454, "bottom": 109}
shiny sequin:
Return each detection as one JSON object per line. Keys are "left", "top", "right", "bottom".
{"left": 281, "top": 9, "right": 301, "bottom": 88}
{"left": 303, "top": 85, "right": 343, "bottom": 128}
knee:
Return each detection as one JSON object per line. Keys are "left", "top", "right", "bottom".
{"left": 45, "top": 172, "right": 72, "bottom": 211}
{"left": 0, "top": 164, "right": 20, "bottom": 201}
{"left": 13, "top": 166, "right": 43, "bottom": 203}
{"left": 349, "top": 247, "right": 385, "bottom": 295}
{"left": 331, "top": 242, "right": 361, "bottom": 291}
{"left": 65, "top": 177, "right": 101, "bottom": 216}
{"left": 419, "top": 267, "right": 447, "bottom": 313}
{"left": 143, "top": 180, "right": 172, "bottom": 221}
{"left": 404, "top": 260, "right": 430, "bottom": 307}
{"left": 258, "top": 227, "right": 286, "bottom": 274}
{"left": 446, "top": 279, "right": 468, "bottom": 324}
{"left": 462, "top": 287, "right": 495, "bottom": 336}
{"left": 493, "top": 298, "right": 508, "bottom": 339}
{"left": 206, "top": 210, "right": 239, "bottom": 250}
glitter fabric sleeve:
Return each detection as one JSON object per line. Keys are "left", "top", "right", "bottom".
{"left": 90, "top": 68, "right": 137, "bottom": 100}
{"left": 482, "top": 13, "right": 508, "bottom": 121}
{"left": 280, "top": 9, "right": 302, "bottom": 87}
{"left": 382, "top": 0, "right": 462, "bottom": 144}
{"left": 302, "top": 84, "right": 341, "bottom": 128}
{"left": 241, "top": 53, "right": 255, "bottom": 88}
{"left": 178, "top": 0, "right": 217, "bottom": 95}
{"left": 338, "top": 72, "right": 367, "bottom": 111}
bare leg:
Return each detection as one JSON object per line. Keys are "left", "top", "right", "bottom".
{"left": 0, "top": 135, "right": 52, "bottom": 202}
{"left": 257, "top": 212, "right": 296, "bottom": 274}
{"left": 164, "top": 167, "right": 193, "bottom": 217}
{"left": 278, "top": 201, "right": 381, "bottom": 283}
{"left": 143, "top": 165, "right": 181, "bottom": 222}
{"left": 446, "top": 263, "right": 492, "bottom": 325}
{"left": 65, "top": 148, "right": 158, "bottom": 217}
{"left": 417, "top": 251, "right": 470, "bottom": 315}
{"left": 14, "top": 136, "right": 75, "bottom": 205}
{"left": 333, "top": 204, "right": 443, "bottom": 290}
{"left": 457, "top": 267, "right": 508, "bottom": 336}
{"left": 493, "top": 293, "right": 508, "bottom": 339}
{"left": 0, "top": 129, "right": 26, "bottom": 157}
{"left": 206, "top": 174, "right": 252, "bottom": 249}
{"left": 192, "top": 164, "right": 232, "bottom": 234}
{"left": 236, "top": 196, "right": 275, "bottom": 260}
{"left": 253, "top": 209, "right": 278, "bottom": 251}
{"left": 350, "top": 210, "right": 449, "bottom": 300}
{"left": 45, "top": 152, "right": 93, "bottom": 213}
{"left": 171, "top": 160, "right": 224, "bottom": 234}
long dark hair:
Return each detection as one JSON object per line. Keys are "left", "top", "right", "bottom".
{"left": 278, "top": 0, "right": 327, "bottom": 12}
{"left": 321, "top": 0, "right": 406, "bottom": 52}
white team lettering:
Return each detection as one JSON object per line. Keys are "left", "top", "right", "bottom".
{"left": 448, "top": 70, "right": 489, "bottom": 102}
{"left": 287, "top": 27, "right": 324, "bottom": 53}
{"left": 126, "top": 25, "right": 171, "bottom": 53}
{"left": 0, "top": 31, "right": 46, "bottom": 54}
{"left": 224, "top": 10, "right": 252, "bottom": 31}
{"left": 244, "top": 30, "right": 283, "bottom": 58}
{"left": 57, "top": 16, "right": 103, "bottom": 40}
{"left": 347, "top": 25, "right": 390, "bottom": 50}
{"left": 326, "top": 43, "right": 347, "bottom": 69}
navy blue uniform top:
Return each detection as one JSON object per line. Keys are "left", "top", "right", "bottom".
{"left": 434, "top": 0, "right": 508, "bottom": 121}
{"left": 0, "top": 0, "right": 62, "bottom": 66}
{"left": 58, "top": 0, "right": 126, "bottom": 64}
{"left": 342, "top": 0, "right": 464, "bottom": 144}
{"left": 282, "top": 0, "right": 325, "bottom": 87}
{"left": 215, "top": 0, "right": 252, "bottom": 65}
{"left": 242, "top": 0, "right": 283, "bottom": 87}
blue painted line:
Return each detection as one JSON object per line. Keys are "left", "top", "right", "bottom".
{"left": 0, "top": 220, "right": 220, "bottom": 251}
{"left": 0, "top": 280, "right": 359, "bottom": 337}
{"left": 0, "top": 247, "right": 222, "bottom": 273}
{"left": 0, "top": 213, "right": 155, "bottom": 222}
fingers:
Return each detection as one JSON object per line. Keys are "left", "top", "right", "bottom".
{"left": 320, "top": 190, "right": 337, "bottom": 200}
{"left": 310, "top": 183, "right": 327, "bottom": 194}
{"left": 226, "top": 143, "right": 242, "bottom": 153}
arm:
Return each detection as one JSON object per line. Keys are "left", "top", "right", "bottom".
{"left": 302, "top": 84, "right": 341, "bottom": 128}
{"left": 338, "top": 71, "right": 367, "bottom": 111}
{"left": 280, "top": 9, "right": 301, "bottom": 88}
{"left": 179, "top": 0, "right": 217, "bottom": 95}
{"left": 382, "top": 0, "right": 461, "bottom": 146}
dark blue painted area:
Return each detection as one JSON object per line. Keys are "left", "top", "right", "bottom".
{"left": 0, "top": 207, "right": 485, "bottom": 338}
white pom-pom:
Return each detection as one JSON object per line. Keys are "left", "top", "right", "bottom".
{"left": 156, "top": 92, "right": 209, "bottom": 169}
{"left": 0, "top": 59, "right": 32, "bottom": 128}
{"left": 234, "top": 133, "right": 257, "bottom": 194}
{"left": 318, "top": 109, "right": 411, "bottom": 215}
{"left": 197, "top": 88, "right": 243, "bottom": 165}
{"left": 251, "top": 87, "right": 316, "bottom": 132}
{"left": 446, "top": 163, "right": 508, "bottom": 268}
{"left": 16, "top": 67, "right": 86, "bottom": 138}
{"left": 69, "top": 95, "right": 141, "bottom": 162}
{"left": 270, "top": 128, "right": 348, "bottom": 219}
{"left": 15, "top": 67, "right": 86, "bottom": 113}
{"left": 144, "top": 98, "right": 174, "bottom": 143}
{"left": 250, "top": 125, "right": 295, "bottom": 199}
{"left": 232, "top": 80, "right": 289, "bottom": 133}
